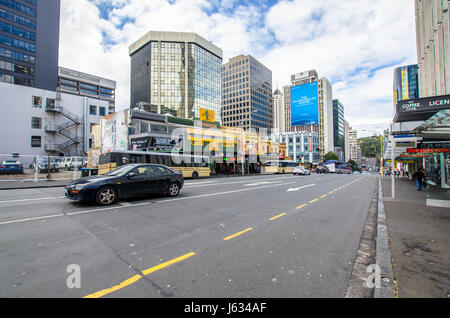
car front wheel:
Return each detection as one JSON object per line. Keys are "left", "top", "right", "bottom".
{"left": 96, "top": 186, "right": 117, "bottom": 206}
{"left": 167, "top": 182, "right": 180, "bottom": 197}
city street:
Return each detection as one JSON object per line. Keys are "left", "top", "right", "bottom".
{"left": 0, "top": 173, "right": 378, "bottom": 298}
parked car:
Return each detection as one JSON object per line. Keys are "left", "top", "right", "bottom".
{"left": 316, "top": 165, "right": 329, "bottom": 174}
{"left": 32, "top": 157, "right": 59, "bottom": 172}
{"left": 293, "top": 166, "right": 311, "bottom": 176}
{"left": 65, "top": 164, "right": 184, "bottom": 206}
{"left": 0, "top": 160, "right": 24, "bottom": 174}
{"left": 63, "top": 157, "right": 87, "bottom": 171}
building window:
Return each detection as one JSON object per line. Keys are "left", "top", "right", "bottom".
{"left": 99, "top": 107, "right": 106, "bottom": 116}
{"left": 46, "top": 98, "right": 55, "bottom": 109}
{"left": 31, "top": 136, "right": 41, "bottom": 148}
{"left": 32, "top": 96, "right": 42, "bottom": 108}
{"left": 31, "top": 117, "right": 41, "bottom": 129}
{"left": 89, "top": 105, "right": 97, "bottom": 115}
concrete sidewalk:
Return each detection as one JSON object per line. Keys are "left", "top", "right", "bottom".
{"left": 381, "top": 177, "right": 450, "bottom": 298}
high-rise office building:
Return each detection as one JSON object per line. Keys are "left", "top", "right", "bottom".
{"left": 129, "top": 31, "right": 222, "bottom": 121}
{"left": 333, "top": 99, "right": 345, "bottom": 160}
{"left": 0, "top": 0, "right": 60, "bottom": 90}
{"left": 393, "top": 64, "right": 419, "bottom": 106}
{"left": 285, "top": 70, "right": 334, "bottom": 159}
{"left": 415, "top": 0, "right": 450, "bottom": 98}
{"left": 221, "top": 54, "right": 272, "bottom": 131}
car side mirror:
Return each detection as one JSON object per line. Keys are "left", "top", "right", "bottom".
{"left": 127, "top": 172, "right": 137, "bottom": 178}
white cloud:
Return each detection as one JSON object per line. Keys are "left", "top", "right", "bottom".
{"left": 59, "top": 0, "right": 417, "bottom": 135}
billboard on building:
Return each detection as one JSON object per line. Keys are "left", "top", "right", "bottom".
{"left": 291, "top": 81, "right": 319, "bottom": 126}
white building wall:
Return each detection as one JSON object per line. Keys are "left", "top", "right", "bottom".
{"left": 0, "top": 82, "right": 109, "bottom": 164}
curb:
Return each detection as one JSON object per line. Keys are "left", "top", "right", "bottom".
{"left": 0, "top": 182, "right": 69, "bottom": 190}
{"left": 374, "top": 176, "right": 396, "bottom": 298}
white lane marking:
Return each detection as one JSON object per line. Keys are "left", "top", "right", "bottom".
{"left": 184, "top": 176, "right": 299, "bottom": 188}
{"left": 157, "top": 181, "right": 299, "bottom": 203}
{"left": 287, "top": 184, "right": 316, "bottom": 192}
{"left": 0, "top": 181, "right": 301, "bottom": 226}
{"left": 0, "top": 196, "right": 65, "bottom": 204}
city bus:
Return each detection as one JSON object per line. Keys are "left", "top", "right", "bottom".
{"left": 263, "top": 160, "right": 300, "bottom": 174}
{"left": 98, "top": 150, "right": 211, "bottom": 179}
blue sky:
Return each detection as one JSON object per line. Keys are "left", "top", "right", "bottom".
{"left": 60, "top": 0, "right": 418, "bottom": 136}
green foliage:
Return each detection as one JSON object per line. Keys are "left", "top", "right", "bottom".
{"left": 347, "top": 159, "right": 359, "bottom": 171}
{"left": 324, "top": 151, "right": 340, "bottom": 161}
{"left": 358, "top": 136, "right": 382, "bottom": 158}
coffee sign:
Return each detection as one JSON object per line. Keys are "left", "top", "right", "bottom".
{"left": 395, "top": 94, "right": 450, "bottom": 122}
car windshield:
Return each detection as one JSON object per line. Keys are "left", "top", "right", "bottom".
{"left": 104, "top": 165, "right": 136, "bottom": 177}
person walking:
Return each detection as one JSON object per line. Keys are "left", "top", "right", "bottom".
{"left": 413, "top": 168, "right": 425, "bottom": 191}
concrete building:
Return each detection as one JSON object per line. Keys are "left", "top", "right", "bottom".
{"left": 283, "top": 70, "right": 334, "bottom": 160}
{"left": 0, "top": 81, "right": 109, "bottom": 161}
{"left": 349, "top": 128, "right": 360, "bottom": 163}
{"left": 286, "top": 70, "right": 319, "bottom": 133}
{"left": 344, "top": 120, "right": 350, "bottom": 162}
{"left": 129, "top": 31, "right": 222, "bottom": 121}
{"left": 318, "top": 77, "right": 335, "bottom": 158}
{"left": 58, "top": 67, "right": 117, "bottom": 115}
{"left": 0, "top": 0, "right": 60, "bottom": 91}
{"left": 221, "top": 54, "right": 272, "bottom": 131}
{"left": 272, "top": 88, "right": 285, "bottom": 133}
{"left": 415, "top": 0, "right": 450, "bottom": 98}
{"left": 269, "top": 131, "right": 320, "bottom": 164}
{"left": 393, "top": 64, "right": 419, "bottom": 106}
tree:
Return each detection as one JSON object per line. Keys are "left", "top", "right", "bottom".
{"left": 348, "top": 159, "right": 359, "bottom": 171}
{"left": 324, "top": 151, "right": 340, "bottom": 161}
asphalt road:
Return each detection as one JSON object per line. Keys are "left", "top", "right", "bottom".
{"left": 0, "top": 173, "right": 378, "bottom": 298}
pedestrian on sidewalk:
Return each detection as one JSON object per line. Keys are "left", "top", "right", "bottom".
{"left": 413, "top": 168, "right": 425, "bottom": 191}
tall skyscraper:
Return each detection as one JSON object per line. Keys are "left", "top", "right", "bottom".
{"left": 393, "top": 64, "right": 419, "bottom": 105}
{"left": 221, "top": 54, "right": 272, "bottom": 131}
{"left": 332, "top": 99, "right": 345, "bottom": 160}
{"left": 415, "top": 0, "right": 450, "bottom": 98}
{"left": 129, "top": 31, "right": 222, "bottom": 121}
{"left": 0, "top": 0, "right": 60, "bottom": 90}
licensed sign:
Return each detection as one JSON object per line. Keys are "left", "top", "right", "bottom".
{"left": 395, "top": 94, "right": 450, "bottom": 122}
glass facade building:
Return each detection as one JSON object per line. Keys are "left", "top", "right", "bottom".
{"left": 221, "top": 54, "right": 273, "bottom": 131}
{"left": 0, "top": 0, "right": 60, "bottom": 90}
{"left": 393, "top": 64, "right": 419, "bottom": 106}
{"left": 333, "top": 99, "right": 345, "bottom": 149}
{"left": 129, "top": 31, "right": 222, "bottom": 121}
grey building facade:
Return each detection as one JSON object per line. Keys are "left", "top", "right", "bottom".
{"left": 0, "top": 0, "right": 60, "bottom": 91}
{"left": 221, "top": 54, "right": 273, "bottom": 131}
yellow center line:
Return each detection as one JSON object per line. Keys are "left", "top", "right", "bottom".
{"left": 320, "top": 194, "right": 327, "bottom": 198}
{"left": 328, "top": 191, "right": 334, "bottom": 194}
{"left": 310, "top": 198, "right": 319, "bottom": 203}
{"left": 270, "top": 213, "right": 287, "bottom": 221}
{"left": 296, "top": 204, "right": 307, "bottom": 210}
{"left": 223, "top": 228, "right": 253, "bottom": 241}
{"left": 83, "top": 252, "right": 196, "bottom": 298}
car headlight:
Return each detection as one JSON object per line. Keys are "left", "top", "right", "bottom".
{"left": 74, "top": 184, "right": 86, "bottom": 191}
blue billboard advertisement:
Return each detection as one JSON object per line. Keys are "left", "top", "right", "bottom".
{"left": 291, "top": 81, "right": 319, "bottom": 126}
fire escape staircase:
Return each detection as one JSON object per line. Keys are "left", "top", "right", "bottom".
{"left": 45, "top": 99, "right": 84, "bottom": 156}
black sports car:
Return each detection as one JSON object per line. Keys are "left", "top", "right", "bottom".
{"left": 65, "top": 164, "right": 184, "bottom": 206}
